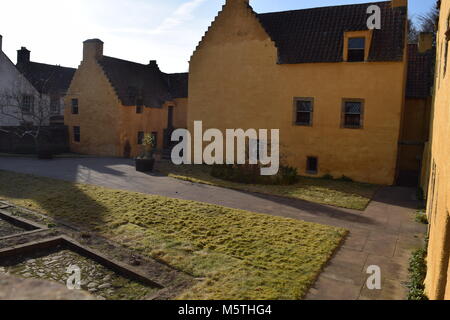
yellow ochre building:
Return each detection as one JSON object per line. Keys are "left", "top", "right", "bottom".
{"left": 64, "top": 39, "right": 188, "bottom": 158}
{"left": 424, "top": 0, "right": 450, "bottom": 301}
{"left": 64, "top": 0, "right": 432, "bottom": 187}
{"left": 187, "top": 0, "right": 433, "bottom": 185}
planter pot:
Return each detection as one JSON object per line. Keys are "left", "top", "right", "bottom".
{"left": 37, "top": 150, "right": 54, "bottom": 160}
{"left": 135, "top": 158, "right": 155, "bottom": 172}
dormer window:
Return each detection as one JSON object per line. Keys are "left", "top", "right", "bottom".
{"left": 348, "top": 37, "right": 366, "bottom": 62}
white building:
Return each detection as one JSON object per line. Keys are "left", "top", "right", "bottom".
{"left": 0, "top": 35, "right": 76, "bottom": 127}
{"left": 0, "top": 35, "right": 40, "bottom": 126}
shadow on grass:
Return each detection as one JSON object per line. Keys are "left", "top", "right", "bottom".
{"left": 0, "top": 165, "right": 109, "bottom": 230}
{"left": 154, "top": 162, "right": 379, "bottom": 226}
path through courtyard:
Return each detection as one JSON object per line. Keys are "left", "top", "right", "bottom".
{"left": 0, "top": 157, "right": 427, "bottom": 299}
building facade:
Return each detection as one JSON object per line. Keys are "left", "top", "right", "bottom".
{"left": 0, "top": 35, "right": 40, "bottom": 126}
{"left": 398, "top": 41, "right": 434, "bottom": 186}
{"left": 188, "top": 0, "right": 410, "bottom": 185}
{"left": 424, "top": 0, "right": 450, "bottom": 300}
{"left": 64, "top": 39, "right": 188, "bottom": 158}
{"left": 15, "top": 47, "right": 76, "bottom": 125}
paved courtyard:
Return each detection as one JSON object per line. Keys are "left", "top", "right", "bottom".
{"left": 0, "top": 157, "right": 427, "bottom": 300}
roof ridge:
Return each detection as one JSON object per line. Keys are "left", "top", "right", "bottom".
{"left": 26, "top": 60, "right": 76, "bottom": 71}
{"left": 102, "top": 55, "right": 153, "bottom": 68}
{"left": 256, "top": 1, "right": 390, "bottom": 16}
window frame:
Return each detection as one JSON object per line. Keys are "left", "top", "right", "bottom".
{"left": 341, "top": 98, "right": 365, "bottom": 129}
{"left": 347, "top": 37, "right": 366, "bottom": 62}
{"left": 71, "top": 99, "right": 79, "bottom": 115}
{"left": 21, "top": 95, "right": 34, "bottom": 114}
{"left": 73, "top": 126, "right": 81, "bottom": 143}
{"left": 306, "top": 156, "right": 319, "bottom": 175}
{"left": 343, "top": 31, "right": 372, "bottom": 63}
{"left": 293, "top": 97, "right": 314, "bottom": 127}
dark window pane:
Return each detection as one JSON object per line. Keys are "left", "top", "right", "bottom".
{"left": 295, "top": 100, "right": 312, "bottom": 125}
{"left": 307, "top": 157, "right": 318, "bottom": 173}
{"left": 297, "top": 100, "right": 312, "bottom": 112}
{"left": 348, "top": 49, "right": 365, "bottom": 62}
{"left": 348, "top": 37, "right": 365, "bottom": 49}
{"left": 71, "top": 99, "right": 79, "bottom": 115}
{"left": 345, "top": 114, "right": 361, "bottom": 127}
{"left": 136, "top": 105, "right": 143, "bottom": 114}
{"left": 21, "top": 95, "right": 34, "bottom": 114}
{"left": 345, "top": 102, "right": 362, "bottom": 114}
{"left": 296, "top": 112, "right": 311, "bottom": 125}
{"left": 73, "top": 126, "right": 80, "bottom": 142}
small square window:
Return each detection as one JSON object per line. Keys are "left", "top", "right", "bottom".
{"left": 348, "top": 37, "right": 365, "bottom": 62}
{"left": 306, "top": 157, "right": 318, "bottom": 174}
{"left": 137, "top": 131, "right": 144, "bottom": 145}
{"left": 342, "top": 100, "right": 364, "bottom": 129}
{"left": 73, "top": 126, "right": 80, "bottom": 143}
{"left": 71, "top": 99, "right": 79, "bottom": 115}
{"left": 294, "top": 98, "right": 313, "bottom": 126}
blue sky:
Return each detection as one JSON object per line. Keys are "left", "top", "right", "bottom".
{"left": 0, "top": 0, "right": 436, "bottom": 73}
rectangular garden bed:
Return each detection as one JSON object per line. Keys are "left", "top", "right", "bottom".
{"left": 0, "top": 236, "right": 163, "bottom": 300}
{"left": 0, "top": 208, "right": 44, "bottom": 239}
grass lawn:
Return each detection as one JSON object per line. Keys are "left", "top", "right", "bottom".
{"left": 155, "top": 161, "right": 379, "bottom": 211}
{"left": 0, "top": 170, "right": 346, "bottom": 300}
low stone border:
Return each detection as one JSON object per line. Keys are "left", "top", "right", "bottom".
{"left": 0, "top": 209, "right": 47, "bottom": 232}
{"left": 0, "top": 236, "right": 164, "bottom": 290}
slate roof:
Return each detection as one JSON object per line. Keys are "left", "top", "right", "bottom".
{"left": 255, "top": 1, "right": 407, "bottom": 64}
{"left": 16, "top": 62, "right": 76, "bottom": 95}
{"left": 98, "top": 56, "right": 188, "bottom": 108}
{"left": 165, "top": 73, "right": 189, "bottom": 99}
{"left": 406, "top": 44, "right": 434, "bottom": 99}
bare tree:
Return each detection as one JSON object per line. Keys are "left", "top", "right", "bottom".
{"left": 408, "top": 18, "right": 419, "bottom": 44}
{"left": 0, "top": 83, "right": 52, "bottom": 154}
{"left": 417, "top": 6, "right": 439, "bottom": 34}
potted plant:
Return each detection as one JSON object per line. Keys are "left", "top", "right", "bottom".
{"left": 135, "top": 133, "right": 155, "bottom": 172}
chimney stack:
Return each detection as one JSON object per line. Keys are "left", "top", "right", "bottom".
{"left": 83, "top": 39, "right": 104, "bottom": 61}
{"left": 418, "top": 32, "right": 433, "bottom": 53}
{"left": 0, "top": 35, "right": 2, "bottom": 52}
{"left": 17, "top": 47, "right": 30, "bottom": 65}
{"left": 149, "top": 60, "right": 159, "bottom": 68}
{"left": 391, "top": 0, "right": 407, "bottom": 8}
